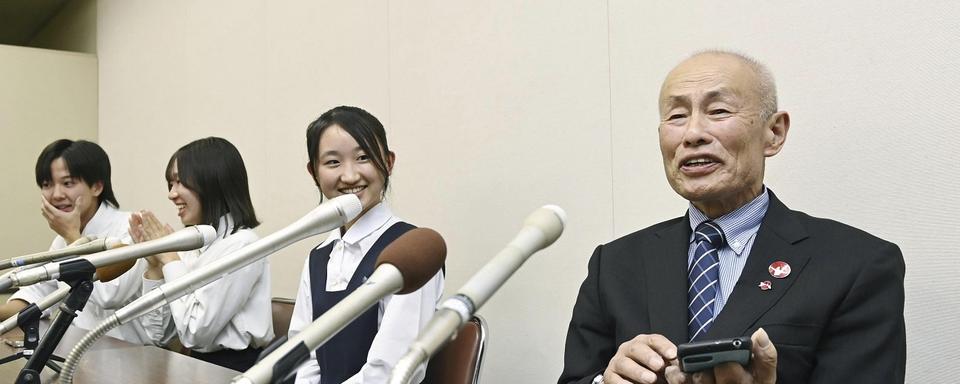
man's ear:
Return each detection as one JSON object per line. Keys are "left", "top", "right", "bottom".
{"left": 764, "top": 111, "right": 790, "bottom": 157}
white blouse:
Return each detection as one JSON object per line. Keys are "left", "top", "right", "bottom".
{"left": 289, "top": 203, "right": 445, "bottom": 384}
{"left": 140, "top": 215, "right": 273, "bottom": 352}
{"left": 8, "top": 202, "right": 153, "bottom": 345}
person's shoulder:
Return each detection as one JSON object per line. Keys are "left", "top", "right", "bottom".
{"left": 97, "top": 204, "right": 132, "bottom": 237}
{"left": 232, "top": 227, "right": 260, "bottom": 243}
{"left": 791, "top": 209, "right": 897, "bottom": 248}
{"left": 98, "top": 203, "right": 131, "bottom": 220}
{"left": 601, "top": 216, "right": 685, "bottom": 254}
{"left": 786, "top": 209, "right": 902, "bottom": 264}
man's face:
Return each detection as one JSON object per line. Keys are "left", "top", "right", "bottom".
{"left": 658, "top": 54, "right": 783, "bottom": 216}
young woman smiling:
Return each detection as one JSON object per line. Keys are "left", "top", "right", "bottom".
{"left": 288, "top": 106, "right": 444, "bottom": 384}
{"left": 129, "top": 137, "right": 272, "bottom": 371}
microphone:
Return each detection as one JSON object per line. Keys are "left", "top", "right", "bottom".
{"left": 0, "top": 247, "right": 137, "bottom": 336}
{"left": 388, "top": 205, "right": 566, "bottom": 384}
{"left": 0, "top": 286, "right": 69, "bottom": 334}
{"left": 1, "top": 236, "right": 122, "bottom": 270}
{"left": 233, "top": 227, "right": 447, "bottom": 384}
{"left": 58, "top": 194, "right": 363, "bottom": 384}
{"left": 0, "top": 226, "right": 217, "bottom": 291}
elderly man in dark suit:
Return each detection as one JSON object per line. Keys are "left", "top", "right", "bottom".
{"left": 559, "top": 51, "right": 906, "bottom": 384}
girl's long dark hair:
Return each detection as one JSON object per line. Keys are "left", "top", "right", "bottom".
{"left": 166, "top": 137, "right": 259, "bottom": 232}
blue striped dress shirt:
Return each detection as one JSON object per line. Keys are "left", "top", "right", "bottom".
{"left": 686, "top": 187, "right": 770, "bottom": 318}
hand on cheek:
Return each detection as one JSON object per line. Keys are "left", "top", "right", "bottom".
{"left": 40, "top": 194, "right": 83, "bottom": 243}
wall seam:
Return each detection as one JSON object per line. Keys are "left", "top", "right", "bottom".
{"left": 386, "top": 2, "right": 392, "bottom": 137}
{"left": 605, "top": 0, "right": 616, "bottom": 238}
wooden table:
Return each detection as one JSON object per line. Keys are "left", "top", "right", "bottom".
{"left": 0, "top": 324, "right": 240, "bottom": 383}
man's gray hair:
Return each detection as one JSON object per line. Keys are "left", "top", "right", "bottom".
{"left": 690, "top": 49, "right": 778, "bottom": 121}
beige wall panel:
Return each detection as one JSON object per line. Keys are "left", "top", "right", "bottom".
{"left": 608, "top": 1, "right": 960, "bottom": 380}
{"left": 387, "top": 2, "right": 612, "bottom": 382}
{"left": 97, "top": 0, "right": 389, "bottom": 299}
{"left": 98, "top": 0, "right": 271, "bottom": 244}
{"left": 0, "top": 45, "right": 97, "bottom": 258}
{"left": 257, "top": 1, "right": 389, "bottom": 299}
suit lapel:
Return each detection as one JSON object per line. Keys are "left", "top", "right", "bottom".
{"left": 707, "top": 192, "right": 811, "bottom": 338}
{"left": 646, "top": 216, "right": 692, "bottom": 344}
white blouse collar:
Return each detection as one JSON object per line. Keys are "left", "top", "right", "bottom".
{"left": 328, "top": 202, "right": 392, "bottom": 247}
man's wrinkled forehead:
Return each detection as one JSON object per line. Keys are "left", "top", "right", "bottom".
{"left": 658, "top": 54, "right": 758, "bottom": 109}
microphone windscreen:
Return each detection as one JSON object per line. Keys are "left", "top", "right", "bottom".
{"left": 196, "top": 225, "right": 218, "bottom": 246}
{"left": 524, "top": 205, "right": 567, "bottom": 247}
{"left": 93, "top": 243, "right": 135, "bottom": 282}
{"left": 375, "top": 227, "right": 446, "bottom": 294}
{"left": 333, "top": 194, "right": 364, "bottom": 223}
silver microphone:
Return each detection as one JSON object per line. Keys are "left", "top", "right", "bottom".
{"left": 234, "top": 227, "right": 447, "bottom": 384}
{"left": 0, "top": 285, "right": 70, "bottom": 334}
{"left": 57, "top": 194, "right": 363, "bottom": 384}
{"left": 0, "top": 226, "right": 217, "bottom": 291}
{"left": 113, "top": 194, "right": 362, "bottom": 324}
{"left": 0, "top": 262, "right": 137, "bottom": 335}
{"left": 1, "top": 236, "right": 121, "bottom": 270}
{"left": 388, "top": 205, "right": 567, "bottom": 384}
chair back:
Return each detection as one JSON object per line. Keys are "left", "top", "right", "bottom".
{"left": 271, "top": 297, "right": 296, "bottom": 340}
{"left": 423, "top": 315, "right": 487, "bottom": 384}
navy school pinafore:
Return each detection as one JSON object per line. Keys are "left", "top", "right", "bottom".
{"left": 307, "top": 221, "right": 415, "bottom": 384}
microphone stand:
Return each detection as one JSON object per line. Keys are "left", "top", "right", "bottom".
{"left": 16, "top": 259, "right": 97, "bottom": 384}
{"left": 0, "top": 303, "right": 65, "bottom": 373}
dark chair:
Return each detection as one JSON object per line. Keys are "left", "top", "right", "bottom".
{"left": 422, "top": 315, "right": 487, "bottom": 384}
{"left": 271, "top": 297, "right": 296, "bottom": 340}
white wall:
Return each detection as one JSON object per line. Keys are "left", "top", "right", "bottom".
{"left": 97, "top": 1, "right": 959, "bottom": 382}
{"left": 0, "top": 45, "right": 98, "bottom": 258}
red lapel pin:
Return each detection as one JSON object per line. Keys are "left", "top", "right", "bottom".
{"left": 758, "top": 280, "right": 772, "bottom": 290}
{"left": 768, "top": 261, "right": 791, "bottom": 279}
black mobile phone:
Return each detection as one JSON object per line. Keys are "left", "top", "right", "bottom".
{"left": 677, "top": 337, "right": 752, "bottom": 373}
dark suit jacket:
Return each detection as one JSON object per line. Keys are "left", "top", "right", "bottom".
{"left": 559, "top": 192, "right": 905, "bottom": 384}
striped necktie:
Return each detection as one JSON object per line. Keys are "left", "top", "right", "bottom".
{"left": 688, "top": 220, "right": 726, "bottom": 341}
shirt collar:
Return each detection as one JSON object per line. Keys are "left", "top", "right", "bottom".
{"left": 199, "top": 214, "right": 236, "bottom": 252}
{"left": 688, "top": 187, "right": 770, "bottom": 255}
{"left": 323, "top": 202, "right": 393, "bottom": 247}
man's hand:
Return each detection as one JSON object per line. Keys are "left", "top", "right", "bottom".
{"left": 604, "top": 334, "right": 678, "bottom": 384}
{"left": 40, "top": 195, "right": 83, "bottom": 244}
{"left": 664, "top": 328, "right": 777, "bottom": 384}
